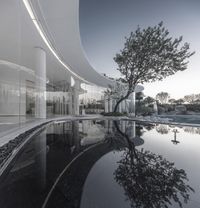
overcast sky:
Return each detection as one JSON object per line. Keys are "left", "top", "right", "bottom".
{"left": 79, "top": 0, "right": 200, "bottom": 99}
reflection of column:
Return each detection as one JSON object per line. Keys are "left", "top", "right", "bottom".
{"left": 74, "top": 79, "right": 80, "bottom": 115}
{"left": 35, "top": 47, "right": 46, "bottom": 118}
{"left": 129, "top": 121, "right": 136, "bottom": 138}
{"left": 109, "top": 99, "right": 112, "bottom": 112}
{"left": 35, "top": 130, "right": 46, "bottom": 190}
{"left": 73, "top": 121, "right": 80, "bottom": 151}
{"left": 104, "top": 119, "right": 109, "bottom": 131}
{"left": 130, "top": 92, "right": 135, "bottom": 116}
{"left": 82, "top": 120, "right": 88, "bottom": 134}
{"left": 109, "top": 120, "right": 113, "bottom": 133}
{"left": 104, "top": 95, "right": 109, "bottom": 113}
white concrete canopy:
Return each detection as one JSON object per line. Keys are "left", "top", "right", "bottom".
{"left": 0, "top": 0, "right": 144, "bottom": 91}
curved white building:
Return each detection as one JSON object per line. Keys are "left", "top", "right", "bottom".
{"left": 0, "top": 0, "right": 143, "bottom": 122}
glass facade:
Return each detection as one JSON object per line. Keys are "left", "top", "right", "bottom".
{"left": 80, "top": 83, "right": 106, "bottom": 114}
{"left": 0, "top": 0, "right": 106, "bottom": 135}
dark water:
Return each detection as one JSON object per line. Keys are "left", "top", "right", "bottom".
{"left": 0, "top": 119, "right": 200, "bottom": 208}
{"left": 159, "top": 115, "right": 200, "bottom": 124}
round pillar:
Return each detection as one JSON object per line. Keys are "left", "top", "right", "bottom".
{"left": 104, "top": 95, "right": 109, "bottom": 113}
{"left": 74, "top": 79, "right": 80, "bottom": 115}
{"left": 130, "top": 92, "right": 135, "bottom": 116}
{"left": 118, "top": 102, "right": 122, "bottom": 113}
{"left": 35, "top": 47, "right": 46, "bottom": 119}
{"left": 109, "top": 99, "right": 113, "bottom": 112}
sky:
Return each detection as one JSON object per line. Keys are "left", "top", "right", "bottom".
{"left": 79, "top": 0, "right": 200, "bottom": 99}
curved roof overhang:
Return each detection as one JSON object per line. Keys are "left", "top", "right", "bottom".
{"left": 0, "top": 0, "right": 143, "bottom": 91}
{"left": 22, "top": 0, "right": 114, "bottom": 87}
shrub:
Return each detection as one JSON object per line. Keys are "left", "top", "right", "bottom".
{"left": 185, "top": 104, "right": 200, "bottom": 112}
{"left": 136, "top": 105, "right": 154, "bottom": 116}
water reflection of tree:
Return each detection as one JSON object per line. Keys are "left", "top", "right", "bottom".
{"left": 113, "top": 121, "right": 194, "bottom": 208}
{"left": 142, "top": 123, "right": 155, "bottom": 131}
{"left": 184, "top": 126, "right": 200, "bottom": 135}
{"left": 156, "top": 124, "right": 170, "bottom": 134}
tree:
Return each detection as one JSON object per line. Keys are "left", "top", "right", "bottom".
{"left": 174, "top": 98, "right": 184, "bottom": 105}
{"left": 113, "top": 21, "right": 194, "bottom": 112}
{"left": 184, "top": 94, "right": 196, "bottom": 104}
{"left": 168, "top": 98, "right": 176, "bottom": 104}
{"left": 156, "top": 92, "right": 170, "bottom": 104}
{"left": 104, "top": 82, "right": 128, "bottom": 103}
{"left": 143, "top": 96, "right": 155, "bottom": 105}
{"left": 195, "top": 94, "right": 200, "bottom": 101}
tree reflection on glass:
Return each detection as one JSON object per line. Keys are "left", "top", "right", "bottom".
{"left": 113, "top": 121, "right": 194, "bottom": 208}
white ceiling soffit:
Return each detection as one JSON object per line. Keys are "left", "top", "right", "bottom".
{"left": 23, "top": 0, "right": 114, "bottom": 87}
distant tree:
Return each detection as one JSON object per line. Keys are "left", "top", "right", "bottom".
{"left": 174, "top": 99, "right": 184, "bottom": 105}
{"left": 168, "top": 98, "right": 176, "bottom": 104}
{"left": 195, "top": 94, "right": 200, "bottom": 101}
{"left": 113, "top": 22, "right": 194, "bottom": 112}
{"left": 184, "top": 94, "right": 196, "bottom": 104}
{"left": 143, "top": 96, "right": 155, "bottom": 105}
{"left": 194, "top": 99, "right": 200, "bottom": 104}
{"left": 156, "top": 92, "right": 170, "bottom": 104}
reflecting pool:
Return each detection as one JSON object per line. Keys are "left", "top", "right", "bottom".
{"left": 0, "top": 120, "right": 200, "bottom": 208}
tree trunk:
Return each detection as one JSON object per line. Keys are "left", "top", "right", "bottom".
{"left": 113, "top": 91, "right": 131, "bottom": 113}
{"left": 113, "top": 120, "right": 138, "bottom": 160}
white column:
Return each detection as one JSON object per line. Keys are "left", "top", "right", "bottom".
{"left": 104, "top": 95, "right": 109, "bottom": 113}
{"left": 74, "top": 79, "right": 80, "bottom": 115}
{"left": 35, "top": 47, "right": 46, "bottom": 119}
{"left": 109, "top": 99, "right": 113, "bottom": 112}
{"left": 153, "top": 101, "right": 158, "bottom": 115}
{"left": 130, "top": 92, "right": 135, "bottom": 116}
{"left": 121, "top": 120, "right": 126, "bottom": 133}
{"left": 118, "top": 102, "right": 122, "bottom": 113}
{"left": 122, "top": 100, "right": 126, "bottom": 113}
{"left": 68, "top": 92, "right": 73, "bottom": 115}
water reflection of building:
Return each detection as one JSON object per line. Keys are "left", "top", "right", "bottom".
{"left": 80, "top": 120, "right": 106, "bottom": 146}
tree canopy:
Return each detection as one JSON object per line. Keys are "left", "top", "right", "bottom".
{"left": 113, "top": 21, "right": 194, "bottom": 112}
{"left": 156, "top": 92, "right": 170, "bottom": 104}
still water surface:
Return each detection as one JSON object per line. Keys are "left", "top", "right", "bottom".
{"left": 0, "top": 119, "right": 200, "bottom": 208}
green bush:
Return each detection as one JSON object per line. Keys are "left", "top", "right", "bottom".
{"left": 158, "top": 104, "right": 175, "bottom": 112}
{"left": 136, "top": 105, "right": 154, "bottom": 116}
{"left": 185, "top": 104, "right": 200, "bottom": 112}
